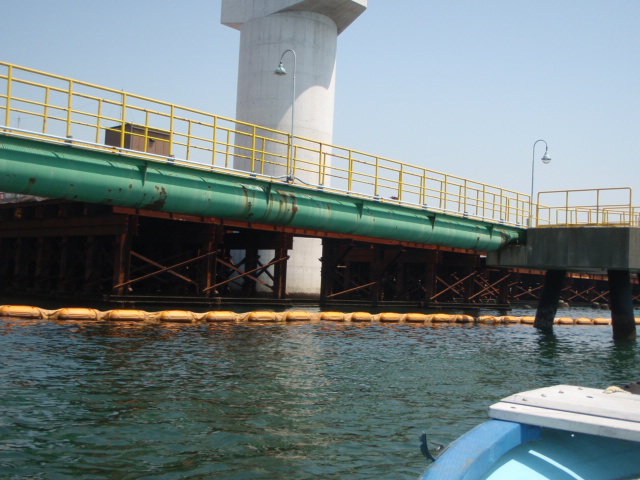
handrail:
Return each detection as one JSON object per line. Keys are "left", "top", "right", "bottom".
{"left": 0, "top": 60, "right": 539, "bottom": 227}
{"left": 536, "top": 188, "right": 639, "bottom": 227}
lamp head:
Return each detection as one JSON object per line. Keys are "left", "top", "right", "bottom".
{"left": 274, "top": 62, "right": 287, "bottom": 76}
{"left": 541, "top": 151, "right": 551, "bottom": 164}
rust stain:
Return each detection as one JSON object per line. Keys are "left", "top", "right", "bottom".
{"left": 239, "top": 185, "right": 254, "bottom": 218}
{"left": 145, "top": 186, "right": 168, "bottom": 210}
{"left": 24, "top": 177, "right": 37, "bottom": 194}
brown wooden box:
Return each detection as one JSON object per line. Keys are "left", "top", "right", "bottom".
{"left": 105, "top": 123, "right": 170, "bottom": 156}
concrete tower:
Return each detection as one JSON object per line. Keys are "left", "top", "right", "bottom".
{"left": 221, "top": 0, "right": 367, "bottom": 296}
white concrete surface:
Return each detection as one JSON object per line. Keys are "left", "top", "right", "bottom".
{"left": 221, "top": 0, "right": 366, "bottom": 296}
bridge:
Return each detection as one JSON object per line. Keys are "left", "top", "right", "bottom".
{"left": 0, "top": 62, "right": 638, "bottom": 338}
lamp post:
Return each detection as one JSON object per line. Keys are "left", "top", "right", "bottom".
{"left": 530, "top": 139, "right": 552, "bottom": 226}
{"left": 275, "top": 49, "right": 296, "bottom": 182}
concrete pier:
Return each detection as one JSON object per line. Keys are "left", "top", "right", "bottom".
{"left": 488, "top": 227, "right": 639, "bottom": 339}
{"left": 608, "top": 269, "right": 637, "bottom": 340}
{"left": 221, "top": 0, "right": 367, "bottom": 296}
{"left": 534, "top": 270, "right": 566, "bottom": 331}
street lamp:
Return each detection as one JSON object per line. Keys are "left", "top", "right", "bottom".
{"left": 275, "top": 49, "right": 296, "bottom": 182}
{"left": 529, "top": 139, "right": 552, "bottom": 226}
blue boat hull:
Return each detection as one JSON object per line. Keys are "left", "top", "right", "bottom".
{"left": 420, "top": 420, "right": 640, "bottom": 479}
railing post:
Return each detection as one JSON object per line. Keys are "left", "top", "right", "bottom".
{"left": 348, "top": 150, "right": 354, "bottom": 192}
{"left": 5, "top": 64, "right": 12, "bottom": 128}
{"left": 318, "top": 142, "right": 324, "bottom": 185}
{"left": 66, "top": 79, "right": 74, "bottom": 138}
{"left": 374, "top": 157, "right": 380, "bottom": 197}
{"left": 398, "top": 164, "right": 404, "bottom": 201}
{"left": 481, "top": 185, "right": 486, "bottom": 221}
{"left": 441, "top": 175, "right": 448, "bottom": 211}
{"left": 251, "top": 124, "right": 258, "bottom": 174}
{"left": 120, "top": 93, "right": 127, "bottom": 149}
{"left": 286, "top": 132, "right": 292, "bottom": 178}
{"left": 186, "top": 119, "right": 193, "bottom": 160}
{"left": 212, "top": 115, "right": 218, "bottom": 166}
{"left": 224, "top": 128, "right": 231, "bottom": 169}
{"left": 169, "top": 104, "right": 175, "bottom": 157}
{"left": 462, "top": 179, "right": 468, "bottom": 215}
{"left": 43, "top": 87, "right": 50, "bottom": 134}
{"left": 144, "top": 110, "right": 151, "bottom": 153}
{"left": 96, "top": 98, "right": 103, "bottom": 144}
{"left": 629, "top": 188, "right": 633, "bottom": 226}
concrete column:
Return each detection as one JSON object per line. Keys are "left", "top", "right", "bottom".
{"left": 534, "top": 269, "right": 566, "bottom": 332}
{"left": 221, "top": 0, "right": 367, "bottom": 297}
{"left": 608, "top": 269, "right": 637, "bottom": 341}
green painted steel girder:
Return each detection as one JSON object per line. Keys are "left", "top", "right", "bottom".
{"left": 0, "top": 135, "right": 524, "bottom": 251}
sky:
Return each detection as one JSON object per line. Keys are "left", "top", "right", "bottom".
{"left": 2, "top": 0, "right": 639, "bottom": 201}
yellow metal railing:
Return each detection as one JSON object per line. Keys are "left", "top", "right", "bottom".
{"left": 536, "top": 188, "right": 640, "bottom": 227}
{"left": 1, "top": 61, "right": 531, "bottom": 226}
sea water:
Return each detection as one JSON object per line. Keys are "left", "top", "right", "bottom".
{"left": 1, "top": 308, "right": 638, "bottom": 479}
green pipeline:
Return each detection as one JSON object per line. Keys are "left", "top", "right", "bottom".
{"left": 0, "top": 135, "right": 524, "bottom": 251}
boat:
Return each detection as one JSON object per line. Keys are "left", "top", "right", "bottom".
{"left": 418, "top": 384, "right": 640, "bottom": 479}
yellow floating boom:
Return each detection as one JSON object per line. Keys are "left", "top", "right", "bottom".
{"left": 1, "top": 305, "right": 638, "bottom": 326}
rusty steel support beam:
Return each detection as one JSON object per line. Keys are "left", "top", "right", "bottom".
{"left": 514, "top": 283, "right": 543, "bottom": 300}
{"left": 129, "top": 251, "right": 202, "bottom": 287}
{"left": 114, "top": 250, "right": 220, "bottom": 290}
{"left": 468, "top": 274, "right": 510, "bottom": 301}
{"left": 326, "top": 281, "right": 377, "bottom": 299}
{"left": 567, "top": 286, "right": 595, "bottom": 303}
{"left": 431, "top": 272, "right": 476, "bottom": 301}
{"left": 203, "top": 256, "right": 289, "bottom": 292}
{"left": 112, "top": 217, "right": 135, "bottom": 295}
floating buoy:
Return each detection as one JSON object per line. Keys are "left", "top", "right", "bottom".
{"left": 247, "top": 311, "right": 278, "bottom": 322}
{"left": 431, "top": 313, "right": 456, "bottom": 323}
{"left": 557, "top": 317, "right": 575, "bottom": 325}
{"left": 54, "top": 308, "right": 101, "bottom": 321}
{"left": 106, "top": 309, "right": 148, "bottom": 322}
{"left": 455, "top": 314, "right": 475, "bottom": 324}
{"left": 477, "top": 315, "right": 500, "bottom": 324}
{"left": 203, "top": 311, "right": 237, "bottom": 322}
{"left": 285, "top": 311, "right": 312, "bottom": 322}
{"left": 405, "top": 313, "right": 429, "bottom": 323}
{"left": 379, "top": 312, "right": 403, "bottom": 323}
{"left": 350, "top": 312, "right": 373, "bottom": 322}
{"left": 501, "top": 315, "right": 521, "bottom": 324}
{"left": 575, "top": 317, "right": 593, "bottom": 325}
{"left": 0, "top": 305, "right": 44, "bottom": 319}
{"left": 158, "top": 310, "right": 197, "bottom": 323}
{"left": 320, "top": 311, "right": 345, "bottom": 322}
{"left": 593, "top": 317, "right": 611, "bottom": 325}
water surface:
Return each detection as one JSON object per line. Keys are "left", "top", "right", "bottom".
{"left": 1, "top": 315, "right": 638, "bottom": 479}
